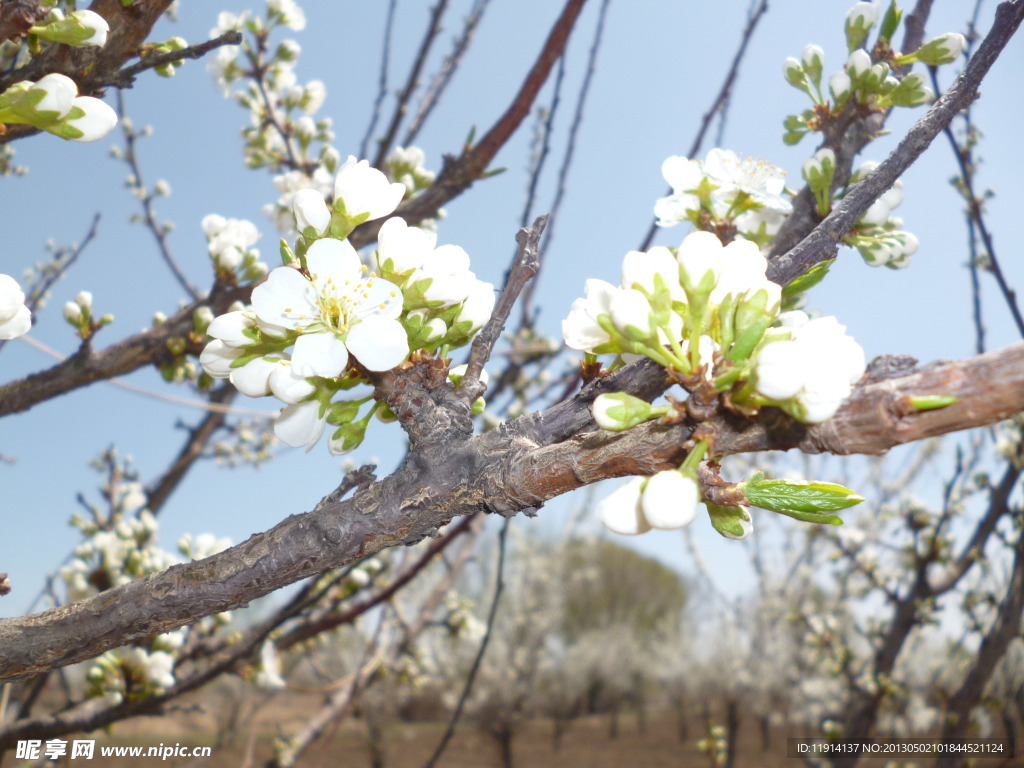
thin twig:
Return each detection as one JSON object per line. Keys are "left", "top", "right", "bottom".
{"left": 524, "top": 0, "right": 612, "bottom": 323}
{"left": 145, "top": 385, "right": 239, "bottom": 515}
{"left": 932, "top": 74, "right": 1024, "bottom": 342}
{"left": 459, "top": 215, "right": 547, "bottom": 402}
{"left": 518, "top": 55, "right": 566, "bottom": 236}
{"left": 637, "top": 0, "right": 769, "bottom": 252}
{"left": 116, "top": 91, "right": 201, "bottom": 300}
{"left": 403, "top": 0, "right": 493, "bottom": 146}
{"left": 422, "top": 518, "right": 510, "bottom": 768}
{"left": 359, "top": 0, "right": 398, "bottom": 161}
{"left": 276, "top": 515, "right": 478, "bottom": 651}
{"left": 98, "top": 31, "right": 243, "bottom": 89}
{"left": 0, "top": 213, "right": 101, "bottom": 355}
{"left": 373, "top": 0, "right": 451, "bottom": 168}
{"left": 767, "top": 0, "right": 1024, "bottom": 287}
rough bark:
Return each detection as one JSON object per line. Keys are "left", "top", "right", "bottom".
{"left": 1, "top": 342, "right": 1023, "bottom": 682}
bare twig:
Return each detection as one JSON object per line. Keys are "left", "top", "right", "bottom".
{"left": 525, "top": 0, "right": 612, "bottom": 321}
{"left": 0, "top": 213, "right": 101, "bottom": 355}
{"left": 275, "top": 515, "right": 479, "bottom": 651}
{"left": 767, "top": 0, "right": 1024, "bottom": 287}
{"left": 372, "top": 0, "right": 451, "bottom": 168}
{"left": 932, "top": 78, "right": 1024, "bottom": 342}
{"left": 359, "top": 0, "right": 398, "bottom": 161}
{"left": 422, "top": 518, "right": 510, "bottom": 768}
{"left": 403, "top": 0, "right": 493, "bottom": 146}
{"left": 116, "top": 91, "right": 201, "bottom": 300}
{"left": 145, "top": 385, "right": 238, "bottom": 515}
{"left": 637, "top": 0, "right": 769, "bottom": 252}
{"left": 98, "top": 31, "right": 242, "bottom": 88}
{"left": 459, "top": 215, "right": 547, "bottom": 403}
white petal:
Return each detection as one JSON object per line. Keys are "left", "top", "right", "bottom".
{"left": 346, "top": 317, "right": 408, "bottom": 371}
{"left": 207, "top": 310, "right": 252, "bottom": 347}
{"left": 292, "top": 188, "right": 331, "bottom": 235}
{"left": 305, "top": 238, "right": 362, "bottom": 289}
{"left": 0, "top": 274, "right": 27, "bottom": 323}
{"left": 252, "top": 266, "right": 316, "bottom": 329}
{"left": 275, "top": 400, "right": 326, "bottom": 448}
{"left": 0, "top": 304, "right": 31, "bottom": 340}
{"left": 199, "top": 339, "right": 243, "bottom": 378}
{"left": 292, "top": 331, "right": 349, "bottom": 377}
{"left": 377, "top": 216, "right": 435, "bottom": 273}
{"left": 596, "top": 479, "right": 650, "bottom": 536}
{"left": 229, "top": 356, "right": 277, "bottom": 397}
{"left": 269, "top": 363, "right": 315, "bottom": 404}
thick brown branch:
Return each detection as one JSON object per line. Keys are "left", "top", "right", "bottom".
{"left": 2, "top": 343, "right": 1022, "bottom": 682}
{"left": 0, "top": 284, "right": 250, "bottom": 417}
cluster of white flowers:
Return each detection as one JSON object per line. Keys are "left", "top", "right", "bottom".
{"left": 209, "top": 3, "right": 330, "bottom": 171}
{"left": 843, "top": 162, "right": 920, "bottom": 268}
{"left": 263, "top": 166, "right": 335, "bottom": 234}
{"left": 563, "top": 229, "right": 780, "bottom": 373}
{"left": 783, "top": 2, "right": 965, "bottom": 146}
{"left": 0, "top": 273, "right": 31, "bottom": 340}
{"left": 384, "top": 146, "right": 436, "bottom": 196}
{"left": 202, "top": 213, "right": 267, "bottom": 279}
{"left": 201, "top": 156, "right": 493, "bottom": 454}
{"left": 753, "top": 311, "right": 866, "bottom": 423}
{"left": 655, "top": 149, "right": 793, "bottom": 244}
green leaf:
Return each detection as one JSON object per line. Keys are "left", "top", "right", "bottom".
{"left": 907, "top": 395, "right": 957, "bottom": 411}
{"left": 741, "top": 473, "right": 863, "bottom": 515}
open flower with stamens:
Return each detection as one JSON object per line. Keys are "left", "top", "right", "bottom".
{"left": 252, "top": 238, "right": 408, "bottom": 377}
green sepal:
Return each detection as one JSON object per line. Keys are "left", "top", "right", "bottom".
{"left": 706, "top": 502, "right": 753, "bottom": 540}
{"left": 326, "top": 399, "right": 363, "bottom": 426}
{"left": 878, "top": 0, "right": 902, "bottom": 44}
{"left": 330, "top": 420, "right": 367, "bottom": 453}
{"left": 782, "top": 259, "right": 833, "bottom": 298}
{"left": 279, "top": 238, "right": 297, "bottom": 267}
{"left": 740, "top": 472, "right": 863, "bottom": 515}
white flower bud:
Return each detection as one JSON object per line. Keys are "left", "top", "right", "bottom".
{"left": 596, "top": 478, "right": 651, "bottom": 536}
{"left": 63, "top": 301, "right": 82, "bottom": 324}
{"left": 65, "top": 97, "right": 118, "bottom": 142}
{"left": 292, "top": 188, "right": 331, "bottom": 236}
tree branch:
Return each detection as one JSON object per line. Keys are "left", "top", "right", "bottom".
{"left": 767, "top": 0, "right": 1024, "bottom": 287}
{"left": 2, "top": 341, "right": 1023, "bottom": 682}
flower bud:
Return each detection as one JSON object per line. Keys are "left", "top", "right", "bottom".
{"left": 592, "top": 392, "right": 658, "bottom": 432}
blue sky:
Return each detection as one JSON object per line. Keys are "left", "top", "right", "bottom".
{"left": 2, "top": 0, "right": 1022, "bottom": 618}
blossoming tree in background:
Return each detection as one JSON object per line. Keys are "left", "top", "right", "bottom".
{"left": 1, "top": 0, "right": 1023, "bottom": 765}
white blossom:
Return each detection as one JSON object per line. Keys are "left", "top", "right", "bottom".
{"left": 753, "top": 313, "right": 866, "bottom": 423}
{"left": 252, "top": 238, "right": 407, "bottom": 376}
{"left": 0, "top": 273, "right": 31, "bottom": 340}
{"left": 292, "top": 188, "right": 331, "bottom": 235}
{"left": 333, "top": 156, "right": 405, "bottom": 221}
{"left": 562, "top": 279, "right": 615, "bottom": 352}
